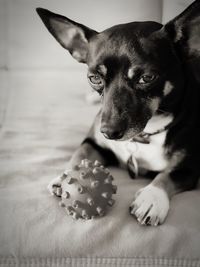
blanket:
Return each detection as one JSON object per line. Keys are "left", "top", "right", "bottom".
{"left": 0, "top": 70, "right": 200, "bottom": 267}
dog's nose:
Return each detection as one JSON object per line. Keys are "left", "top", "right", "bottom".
{"left": 100, "top": 127, "right": 124, "bottom": 140}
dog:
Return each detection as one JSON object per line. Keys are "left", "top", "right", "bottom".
{"left": 36, "top": 0, "right": 200, "bottom": 226}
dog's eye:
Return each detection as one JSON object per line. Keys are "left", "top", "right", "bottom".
{"left": 138, "top": 74, "right": 156, "bottom": 84}
{"left": 88, "top": 75, "right": 102, "bottom": 85}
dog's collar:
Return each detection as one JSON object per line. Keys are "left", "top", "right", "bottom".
{"left": 131, "top": 123, "right": 170, "bottom": 144}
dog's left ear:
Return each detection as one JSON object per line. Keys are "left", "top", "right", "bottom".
{"left": 36, "top": 8, "right": 98, "bottom": 63}
{"left": 163, "top": 0, "right": 200, "bottom": 58}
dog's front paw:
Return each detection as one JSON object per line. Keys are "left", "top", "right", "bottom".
{"left": 47, "top": 172, "right": 68, "bottom": 197}
{"left": 129, "top": 184, "right": 170, "bottom": 226}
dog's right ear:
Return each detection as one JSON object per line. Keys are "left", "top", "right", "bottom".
{"left": 36, "top": 8, "right": 98, "bottom": 63}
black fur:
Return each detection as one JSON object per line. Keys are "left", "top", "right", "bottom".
{"left": 82, "top": 138, "right": 119, "bottom": 166}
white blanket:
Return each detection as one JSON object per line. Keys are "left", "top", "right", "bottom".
{"left": 0, "top": 70, "right": 200, "bottom": 267}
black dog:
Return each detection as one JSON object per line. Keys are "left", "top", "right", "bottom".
{"left": 37, "top": 0, "right": 200, "bottom": 225}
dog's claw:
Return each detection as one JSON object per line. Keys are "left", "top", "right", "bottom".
{"left": 47, "top": 173, "right": 68, "bottom": 197}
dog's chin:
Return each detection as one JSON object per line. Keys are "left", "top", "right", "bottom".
{"left": 116, "top": 128, "right": 145, "bottom": 142}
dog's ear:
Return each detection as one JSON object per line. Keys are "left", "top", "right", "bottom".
{"left": 36, "top": 8, "right": 98, "bottom": 63}
{"left": 163, "top": 0, "right": 200, "bottom": 59}
{"left": 161, "top": 0, "right": 200, "bottom": 82}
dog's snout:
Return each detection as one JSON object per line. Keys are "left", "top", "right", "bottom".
{"left": 100, "top": 126, "right": 124, "bottom": 140}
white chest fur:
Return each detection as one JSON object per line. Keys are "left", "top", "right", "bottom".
{"left": 94, "top": 114, "right": 173, "bottom": 172}
{"left": 99, "top": 131, "right": 167, "bottom": 171}
{"left": 127, "top": 131, "right": 168, "bottom": 171}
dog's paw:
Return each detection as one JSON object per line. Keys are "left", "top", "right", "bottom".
{"left": 129, "top": 184, "right": 170, "bottom": 226}
{"left": 47, "top": 172, "right": 68, "bottom": 197}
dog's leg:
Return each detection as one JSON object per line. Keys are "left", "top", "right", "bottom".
{"left": 48, "top": 138, "right": 118, "bottom": 196}
{"left": 129, "top": 153, "right": 199, "bottom": 226}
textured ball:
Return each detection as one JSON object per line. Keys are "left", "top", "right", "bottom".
{"left": 59, "top": 159, "right": 117, "bottom": 220}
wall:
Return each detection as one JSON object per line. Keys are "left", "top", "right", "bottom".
{"left": 162, "top": 0, "right": 193, "bottom": 23}
{"left": 0, "top": 0, "right": 194, "bottom": 71}
{"left": 0, "top": 0, "right": 162, "bottom": 70}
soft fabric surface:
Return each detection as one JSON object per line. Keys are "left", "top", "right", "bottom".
{"left": 0, "top": 70, "right": 200, "bottom": 267}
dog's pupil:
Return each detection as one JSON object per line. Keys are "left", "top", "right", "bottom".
{"left": 91, "top": 76, "right": 101, "bottom": 84}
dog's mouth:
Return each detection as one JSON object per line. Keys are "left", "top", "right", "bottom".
{"left": 120, "top": 120, "right": 150, "bottom": 142}
{"left": 117, "top": 131, "right": 145, "bottom": 142}
{"left": 101, "top": 126, "right": 146, "bottom": 142}
{"left": 100, "top": 113, "right": 152, "bottom": 142}
{"left": 116, "top": 112, "right": 174, "bottom": 142}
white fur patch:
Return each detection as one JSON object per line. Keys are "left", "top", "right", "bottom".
{"left": 130, "top": 184, "right": 170, "bottom": 225}
{"left": 163, "top": 81, "right": 173, "bottom": 96}
{"left": 127, "top": 68, "right": 134, "bottom": 79}
{"left": 128, "top": 129, "right": 170, "bottom": 171}
{"left": 99, "top": 65, "right": 107, "bottom": 76}
{"left": 47, "top": 172, "right": 68, "bottom": 196}
{"left": 128, "top": 133, "right": 168, "bottom": 171}
{"left": 143, "top": 114, "right": 173, "bottom": 133}
{"left": 149, "top": 97, "right": 160, "bottom": 113}
{"left": 47, "top": 176, "right": 62, "bottom": 196}
{"left": 132, "top": 114, "right": 173, "bottom": 171}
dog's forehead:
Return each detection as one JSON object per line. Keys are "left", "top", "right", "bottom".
{"left": 99, "top": 21, "right": 162, "bottom": 44}
{"left": 88, "top": 21, "right": 163, "bottom": 68}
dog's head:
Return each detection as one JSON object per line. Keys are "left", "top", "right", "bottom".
{"left": 37, "top": 1, "right": 200, "bottom": 140}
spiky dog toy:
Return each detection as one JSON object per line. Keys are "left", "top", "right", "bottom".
{"left": 58, "top": 159, "right": 117, "bottom": 220}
